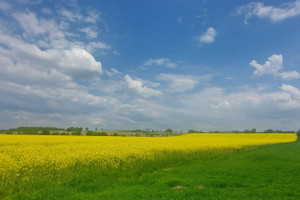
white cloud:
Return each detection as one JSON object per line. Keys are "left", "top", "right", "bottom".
{"left": 0, "top": 33, "right": 103, "bottom": 80}
{"left": 60, "top": 8, "right": 83, "bottom": 22}
{"left": 84, "top": 10, "right": 100, "bottom": 24}
{"left": 250, "top": 54, "right": 283, "bottom": 76}
{"left": 250, "top": 54, "right": 300, "bottom": 80}
{"left": 41, "top": 8, "right": 52, "bottom": 14}
{"left": 1, "top": 2, "right": 300, "bottom": 132}
{"left": 14, "top": 114, "right": 29, "bottom": 120}
{"left": 113, "top": 51, "right": 120, "bottom": 55}
{"left": 143, "top": 58, "right": 177, "bottom": 68}
{"left": 11, "top": 10, "right": 110, "bottom": 52}
{"left": 235, "top": 1, "right": 300, "bottom": 23}
{"left": 105, "top": 68, "right": 121, "bottom": 77}
{"left": 281, "top": 84, "right": 300, "bottom": 100}
{"left": 177, "top": 85, "right": 300, "bottom": 131}
{"left": 51, "top": 48, "right": 103, "bottom": 80}
{"left": 279, "top": 71, "right": 300, "bottom": 80}
{"left": 86, "top": 41, "right": 111, "bottom": 52}
{"left": 12, "top": 11, "right": 73, "bottom": 49}
{"left": 0, "top": 79, "right": 110, "bottom": 115}
{"left": 194, "top": 27, "right": 217, "bottom": 44}
{"left": 81, "top": 27, "right": 98, "bottom": 38}
{"left": 13, "top": 11, "right": 59, "bottom": 36}
{"left": 87, "top": 118, "right": 106, "bottom": 125}
{"left": 0, "top": 1, "right": 10, "bottom": 10}
{"left": 177, "top": 17, "right": 183, "bottom": 23}
{"left": 157, "top": 74, "right": 208, "bottom": 93}
{"left": 0, "top": 3, "right": 124, "bottom": 129}
{"left": 124, "top": 75, "right": 162, "bottom": 98}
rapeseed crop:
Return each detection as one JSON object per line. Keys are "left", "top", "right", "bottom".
{"left": 0, "top": 133, "right": 297, "bottom": 191}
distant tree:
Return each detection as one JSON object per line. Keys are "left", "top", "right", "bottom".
{"left": 86, "top": 131, "right": 107, "bottom": 136}
{"left": 99, "top": 132, "right": 108, "bottom": 136}
{"left": 41, "top": 130, "right": 50, "bottom": 135}
{"left": 66, "top": 127, "right": 82, "bottom": 132}
{"left": 145, "top": 128, "right": 151, "bottom": 132}
{"left": 85, "top": 127, "right": 89, "bottom": 131}
{"left": 165, "top": 128, "right": 173, "bottom": 133}
{"left": 86, "top": 131, "right": 93, "bottom": 136}
{"left": 5, "top": 130, "right": 14, "bottom": 134}
{"left": 244, "top": 128, "right": 257, "bottom": 133}
{"left": 95, "top": 127, "right": 98, "bottom": 131}
{"left": 188, "top": 129, "right": 197, "bottom": 133}
{"left": 66, "top": 127, "right": 74, "bottom": 131}
{"left": 72, "top": 131, "right": 81, "bottom": 136}
{"left": 264, "top": 129, "right": 274, "bottom": 133}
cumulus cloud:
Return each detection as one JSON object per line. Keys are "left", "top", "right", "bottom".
{"left": 250, "top": 54, "right": 283, "bottom": 76}
{"left": 250, "top": 54, "right": 300, "bottom": 80}
{"left": 279, "top": 71, "right": 300, "bottom": 80}
{"left": 235, "top": 1, "right": 300, "bottom": 23}
{"left": 0, "top": 2, "right": 121, "bottom": 129}
{"left": 194, "top": 27, "right": 217, "bottom": 44}
{"left": 124, "top": 75, "right": 162, "bottom": 98}
{"left": 1, "top": 1, "right": 300, "bottom": 131}
{"left": 143, "top": 58, "right": 177, "bottom": 68}
{"left": 157, "top": 74, "right": 209, "bottom": 93}
{"left": 0, "top": 34, "right": 108, "bottom": 125}
{"left": 0, "top": 79, "right": 110, "bottom": 115}
{"left": 52, "top": 48, "right": 103, "bottom": 79}
{"left": 178, "top": 85, "right": 300, "bottom": 131}
{"left": 281, "top": 84, "right": 300, "bottom": 100}
{"left": 0, "top": 33, "right": 103, "bottom": 80}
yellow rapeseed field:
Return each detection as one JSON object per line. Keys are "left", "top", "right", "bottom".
{"left": 0, "top": 133, "right": 297, "bottom": 188}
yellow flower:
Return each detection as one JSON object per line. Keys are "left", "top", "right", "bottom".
{"left": 0, "top": 133, "right": 297, "bottom": 189}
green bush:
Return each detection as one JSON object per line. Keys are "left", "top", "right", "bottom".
{"left": 86, "top": 131, "right": 108, "bottom": 136}
{"left": 71, "top": 131, "right": 82, "bottom": 136}
{"left": 40, "top": 130, "right": 50, "bottom": 135}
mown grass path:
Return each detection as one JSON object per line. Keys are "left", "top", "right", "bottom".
{"left": 6, "top": 140, "right": 300, "bottom": 200}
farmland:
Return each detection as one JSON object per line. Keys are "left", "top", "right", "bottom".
{"left": 0, "top": 133, "right": 298, "bottom": 199}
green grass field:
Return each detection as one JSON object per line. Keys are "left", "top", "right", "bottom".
{"left": 3, "top": 140, "right": 300, "bottom": 200}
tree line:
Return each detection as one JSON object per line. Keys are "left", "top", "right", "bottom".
{"left": 0, "top": 127, "right": 299, "bottom": 136}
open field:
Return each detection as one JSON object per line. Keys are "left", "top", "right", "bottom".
{"left": 0, "top": 133, "right": 298, "bottom": 199}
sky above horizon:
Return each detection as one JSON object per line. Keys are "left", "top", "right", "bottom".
{"left": 0, "top": 0, "right": 300, "bottom": 132}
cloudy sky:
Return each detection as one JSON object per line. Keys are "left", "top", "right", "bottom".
{"left": 0, "top": 0, "right": 300, "bottom": 132}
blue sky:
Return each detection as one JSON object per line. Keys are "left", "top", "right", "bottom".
{"left": 0, "top": 0, "right": 300, "bottom": 131}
